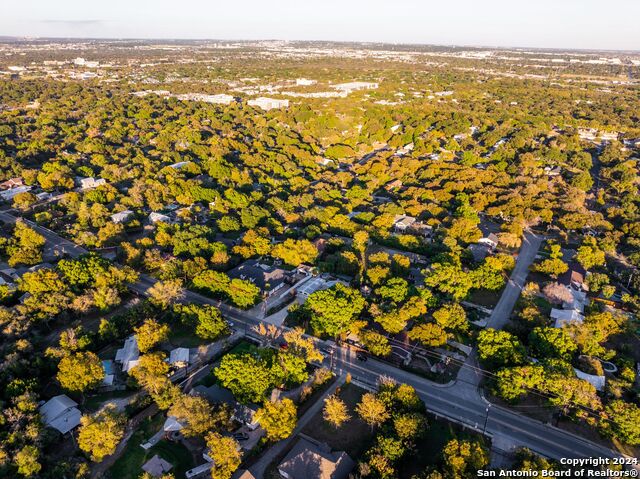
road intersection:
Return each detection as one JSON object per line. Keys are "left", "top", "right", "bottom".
{"left": 0, "top": 212, "right": 626, "bottom": 463}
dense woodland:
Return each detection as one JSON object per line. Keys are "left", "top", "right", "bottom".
{"left": 0, "top": 40, "right": 638, "bottom": 478}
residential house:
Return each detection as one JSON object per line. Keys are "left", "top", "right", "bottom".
{"left": 277, "top": 437, "right": 355, "bottom": 479}
{"left": 168, "top": 347, "right": 190, "bottom": 368}
{"left": 76, "top": 177, "right": 106, "bottom": 190}
{"left": 559, "top": 268, "right": 587, "bottom": 291}
{"left": 168, "top": 161, "right": 190, "bottom": 170}
{"left": 115, "top": 336, "right": 140, "bottom": 372}
{"left": 247, "top": 97, "right": 289, "bottom": 110}
{"left": 149, "top": 212, "right": 171, "bottom": 224}
{"left": 39, "top": 395, "right": 81, "bottom": 434}
{"left": 0, "top": 185, "right": 32, "bottom": 201}
{"left": 227, "top": 259, "right": 290, "bottom": 297}
{"left": 393, "top": 214, "right": 416, "bottom": 232}
{"left": 0, "top": 177, "right": 24, "bottom": 190}
{"left": 551, "top": 308, "right": 585, "bottom": 328}
{"left": 296, "top": 78, "right": 317, "bottom": 86}
{"left": 110, "top": 210, "right": 134, "bottom": 224}
{"left": 142, "top": 455, "right": 173, "bottom": 477}
{"left": 393, "top": 215, "right": 433, "bottom": 238}
{"left": 478, "top": 233, "right": 499, "bottom": 251}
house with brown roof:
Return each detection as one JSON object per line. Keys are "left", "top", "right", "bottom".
{"left": 277, "top": 437, "right": 355, "bottom": 479}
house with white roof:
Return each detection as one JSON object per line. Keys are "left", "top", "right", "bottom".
{"left": 0, "top": 185, "right": 32, "bottom": 201}
{"left": 551, "top": 308, "right": 585, "bottom": 328}
{"left": 168, "top": 348, "right": 190, "bottom": 368}
{"left": 115, "top": 336, "right": 140, "bottom": 372}
{"left": 247, "top": 97, "right": 289, "bottom": 110}
{"left": 110, "top": 210, "right": 134, "bottom": 224}
{"left": 149, "top": 212, "right": 171, "bottom": 224}
{"left": 76, "top": 177, "right": 106, "bottom": 191}
{"left": 39, "top": 395, "right": 81, "bottom": 434}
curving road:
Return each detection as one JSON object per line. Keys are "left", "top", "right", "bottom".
{"left": 0, "top": 212, "right": 627, "bottom": 465}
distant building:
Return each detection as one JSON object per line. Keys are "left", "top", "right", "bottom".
{"left": 247, "top": 97, "right": 289, "bottom": 110}
{"left": 0, "top": 185, "right": 32, "bottom": 201}
{"left": 167, "top": 161, "right": 190, "bottom": 170}
{"left": 393, "top": 215, "right": 433, "bottom": 238}
{"left": 39, "top": 395, "right": 81, "bottom": 434}
{"left": 110, "top": 210, "right": 134, "bottom": 224}
{"left": 175, "top": 93, "right": 235, "bottom": 105}
{"left": 149, "top": 212, "right": 171, "bottom": 224}
{"left": 277, "top": 437, "right": 355, "bottom": 479}
{"left": 333, "top": 81, "right": 379, "bottom": 93}
{"left": 76, "top": 177, "right": 106, "bottom": 190}
{"left": 0, "top": 177, "right": 24, "bottom": 190}
{"left": 295, "top": 78, "right": 317, "bottom": 86}
{"left": 227, "top": 259, "right": 290, "bottom": 297}
{"left": 115, "top": 336, "right": 140, "bottom": 372}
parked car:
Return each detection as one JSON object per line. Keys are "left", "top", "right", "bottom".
{"left": 233, "top": 432, "right": 249, "bottom": 441}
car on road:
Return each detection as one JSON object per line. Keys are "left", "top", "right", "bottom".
{"left": 233, "top": 432, "right": 249, "bottom": 441}
{"left": 356, "top": 352, "right": 368, "bottom": 362}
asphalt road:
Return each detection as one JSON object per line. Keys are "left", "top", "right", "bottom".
{"left": 0, "top": 212, "right": 627, "bottom": 463}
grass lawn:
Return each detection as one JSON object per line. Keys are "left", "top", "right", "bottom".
{"left": 301, "top": 382, "right": 374, "bottom": 459}
{"left": 467, "top": 288, "right": 503, "bottom": 308}
{"left": 108, "top": 414, "right": 195, "bottom": 479}
{"left": 84, "top": 390, "right": 134, "bottom": 412}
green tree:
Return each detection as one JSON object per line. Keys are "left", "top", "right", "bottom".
{"left": 174, "top": 303, "right": 228, "bottom": 340}
{"left": 408, "top": 323, "right": 449, "bottom": 347}
{"left": 57, "top": 351, "right": 105, "bottom": 394}
{"left": 255, "top": 398, "right": 297, "bottom": 441}
{"left": 575, "top": 237, "right": 606, "bottom": 270}
{"left": 376, "top": 278, "right": 409, "bottom": 303}
{"left": 215, "top": 354, "right": 273, "bottom": 403}
{"left": 271, "top": 238, "right": 318, "bottom": 266}
{"left": 360, "top": 329, "right": 392, "bottom": 357}
{"left": 603, "top": 400, "right": 640, "bottom": 446}
{"left": 135, "top": 319, "right": 170, "bottom": 353}
{"left": 78, "top": 406, "right": 126, "bottom": 462}
{"left": 356, "top": 393, "right": 390, "bottom": 430}
{"left": 15, "top": 445, "right": 41, "bottom": 477}
{"left": 306, "top": 283, "right": 365, "bottom": 337}
{"left": 529, "top": 327, "right": 577, "bottom": 360}
{"left": 432, "top": 303, "right": 468, "bottom": 333}
{"left": 206, "top": 432, "right": 242, "bottom": 479}
{"left": 443, "top": 439, "right": 489, "bottom": 479}
{"left": 477, "top": 329, "right": 526, "bottom": 368}
{"left": 6, "top": 221, "right": 46, "bottom": 267}
{"left": 323, "top": 395, "right": 351, "bottom": 428}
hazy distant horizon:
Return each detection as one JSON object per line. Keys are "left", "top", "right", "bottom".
{"left": 2, "top": 35, "right": 639, "bottom": 55}
{"left": 2, "top": 0, "right": 640, "bottom": 52}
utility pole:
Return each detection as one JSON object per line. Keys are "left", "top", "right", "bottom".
{"left": 482, "top": 403, "right": 492, "bottom": 435}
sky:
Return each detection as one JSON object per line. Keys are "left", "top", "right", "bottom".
{"left": 2, "top": 0, "right": 639, "bottom": 51}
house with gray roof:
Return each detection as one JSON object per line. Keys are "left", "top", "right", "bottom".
{"left": 39, "top": 395, "right": 81, "bottom": 434}
{"left": 278, "top": 437, "right": 354, "bottom": 479}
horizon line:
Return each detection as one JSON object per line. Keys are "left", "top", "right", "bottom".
{"left": 1, "top": 35, "right": 639, "bottom": 55}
